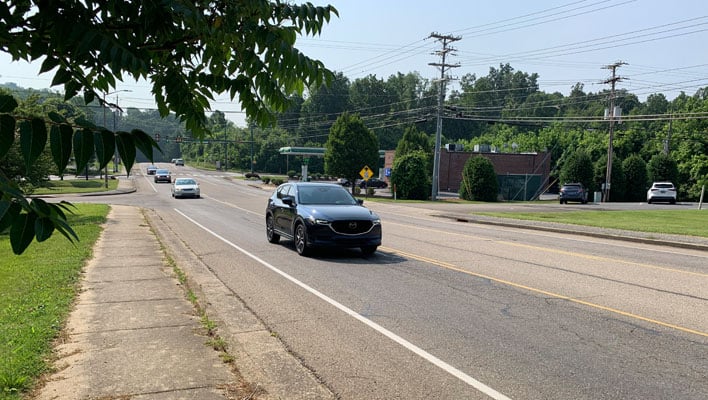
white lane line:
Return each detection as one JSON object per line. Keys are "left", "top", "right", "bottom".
{"left": 174, "top": 208, "right": 512, "bottom": 400}
{"left": 142, "top": 174, "right": 158, "bottom": 192}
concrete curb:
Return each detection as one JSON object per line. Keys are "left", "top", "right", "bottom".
{"left": 435, "top": 213, "right": 708, "bottom": 252}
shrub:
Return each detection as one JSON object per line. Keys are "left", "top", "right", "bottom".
{"left": 261, "top": 176, "right": 271, "bottom": 184}
{"left": 271, "top": 178, "right": 285, "bottom": 185}
{"left": 647, "top": 153, "right": 678, "bottom": 183}
{"left": 287, "top": 170, "right": 297, "bottom": 178}
{"left": 390, "top": 151, "right": 431, "bottom": 200}
{"left": 245, "top": 172, "right": 260, "bottom": 179}
{"left": 459, "top": 156, "right": 499, "bottom": 202}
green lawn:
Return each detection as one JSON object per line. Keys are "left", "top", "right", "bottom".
{"left": 0, "top": 204, "right": 109, "bottom": 399}
{"left": 33, "top": 178, "right": 118, "bottom": 195}
{"left": 475, "top": 209, "right": 708, "bottom": 237}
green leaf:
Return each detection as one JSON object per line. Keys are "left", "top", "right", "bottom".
{"left": 39, "top": 56, "right": 60, "bottom": 74}
{"left": 116, "top": 131, "right": 136, "bottom": 177}
{"left": 19, "top": 118, "right": 48, "bottom": 173}
{"left": 50, "top": 124, "right": 74, "bottom": 175}
{"left": 51, "top": 68, "right": 72, "bottom": 86}
{"left": 10, "top": 212, "right": 37, "bottom": 255}
{"left": 94, "top": 129, "right": 115, "bottom": 169}
{"left": 0, "top": 114, "right": 16, "bottom": 159}
{"left": 75, "top": 116, "right": 97, "bottom": 129}
{"left": 64, "top": 80, "right": 81, "bottom": 100}
{"left": 51, "top": 202, "right": 79, "bottom": 243}
{"left": 48, "top": 111, "right": 66, "bottom": 123}
{"left": 0, "top": 94, "right": 19, "bottom": 113}
{"left": 73, "top": 128, "right": 94, "bottom": 174}
{"left": 131, "top": 129, "right": 161, "bottom": 162}
{"left": 35, "top": 217, "right": 55, "bottom": 242}
{"left": 0, "top": 201, "right": 21, "bottom": 234}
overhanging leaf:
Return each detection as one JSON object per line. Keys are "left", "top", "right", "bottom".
{"left": 73, "top": 128, "right": 94, "bottom": 174}
{"left": 94, "top": 129, "right": 115, "bottom": 169}
{"left": 131, "top": 129, "right": 161, "bottom": 162}
{"left": 0, "top": 114, "right": 16, "bottom": 159}
{"left": 35, "top": 217, "right": 55, "bottom": 242}
{"left": 50, "top": 124, "right": 74, "bottom": 174}
{"left": 0, "top": 94, "right": 18, "bottom": 113}
{"left": 0, "top": 201, "right": 21, "bottom": 234}
{"left": 48, "top": 111, "right": 66, "bottom": 123}
{"left": 10, "top": 212, "right": 37, "bottom": 255}
{"left": 19, "top": 118, "right": 48, "bottom": 173}
{"left": 116, "top": 131, "right": 136, "bottom": 177}
{"left": 51, "top": 68, "right": 72, "bottom": 86}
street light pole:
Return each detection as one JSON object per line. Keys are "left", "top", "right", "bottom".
{"left": 103, "top": 90, "right": 132, "bottom": 187}
{"left": 250, "top": 122, "right": 255, "bottom": 174}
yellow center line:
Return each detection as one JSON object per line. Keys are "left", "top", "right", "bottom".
{"left": 381, "top": 246, "right": 708, "bottom": 338}
{"left": 384, "top": 220, "right": 708, "bottom": 278}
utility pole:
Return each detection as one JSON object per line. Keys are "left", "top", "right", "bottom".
{"left": 664, "top": 105, "right": 673, "bottom": 155}
{"left": 602, "top": 61, "right": 626, "bottom": 202}
{"left": 428, "top": 32, "right": 460, "bottom": 201}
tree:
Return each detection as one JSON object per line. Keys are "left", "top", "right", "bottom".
{"left": 1, "top": 1, "right": 339, "bottom": 254}
{"left": 324, "top": 113, "right": 379, "bottom": 195}
{"left": 459, "top": 156, "right": 499, "bottom": 202}
{"left": 298, "top": 72, "right": 351, "bottom": 145}
{"left": 647, "top": 153, "right": 679, "bottom": 184}
{"left": 395, "top": 125, "right": 432, "bottom": 158}
{"left": 390, "top": 151, "right": 430, "bottom": 200}
{"left": 559, "top": 149, "right": 593, "bottom": 189}
{"left": 622, "top": 154, "right": 648, "bottom": 202}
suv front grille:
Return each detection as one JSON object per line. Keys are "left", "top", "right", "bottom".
{"left": 330, "top": 220, "right": 374, "bottom": 235}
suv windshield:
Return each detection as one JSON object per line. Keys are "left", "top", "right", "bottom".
{"left": 298, "top": 186, "right": 357, "bottom": 205}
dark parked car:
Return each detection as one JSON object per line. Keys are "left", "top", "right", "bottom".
{"left": 154, "top": 169, "right": 172, "bottom": 183}
{"left": 265, "top": 182, "right": 382, "bottom": 256}
{"left": 559, "top": 183, "right": 588, "bottom": 204}
{"left": 359, "top": 177, "right": 388, "bottom": 189}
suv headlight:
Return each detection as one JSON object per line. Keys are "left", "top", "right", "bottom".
{"left": 308, "top": 216, "right": 330, "bottom": 225}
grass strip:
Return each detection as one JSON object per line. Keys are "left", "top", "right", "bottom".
{"left": 0, "top": 203, "right": 109, "bottom": 399}
{"left": 33, "top": 179, "right": 118, "bottom": 195}
{"left": 474, "top": 209, "right": 707, "bottom": 237}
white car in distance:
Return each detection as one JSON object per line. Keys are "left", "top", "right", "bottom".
{"left": 646, "top": 182, "right": 677, "bottom": 204}
{"left": 171, "top": 178, "right": 200, "bottom": 199}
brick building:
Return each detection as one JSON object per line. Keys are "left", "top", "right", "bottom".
{"left": 384, "top": 148, "right": 552, "bottom": 201}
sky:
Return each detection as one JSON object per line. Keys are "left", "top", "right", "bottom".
{"left": 2, "top": 0, "right": 707, "bottom": 127}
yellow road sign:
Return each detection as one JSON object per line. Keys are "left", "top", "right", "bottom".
{"left": 359, "top": 165, "right": 373, "bottom": 180}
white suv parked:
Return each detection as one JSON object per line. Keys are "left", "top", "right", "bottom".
{"left": 647, "top": 182, "right": 677, "bottom": 204}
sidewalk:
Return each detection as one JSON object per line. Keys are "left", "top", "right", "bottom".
{"left": 34, "top": 205, "right": 238, "bottom": 399}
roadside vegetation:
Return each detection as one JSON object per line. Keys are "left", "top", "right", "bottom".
{"left": 32, "top": 179, "right": 118, "bottom": 195}
{"left": 0, "top": 204, "right": 109, "bottom": 399}
{"left": 475, "top": 209, "right": 707, "bottom": 237}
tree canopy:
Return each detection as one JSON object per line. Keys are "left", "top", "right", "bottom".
{"left": 1, "top": 0, "right": 339, "bottom": 254}
{"left": 324, "top": 113, "right": 379, "bottom": 194}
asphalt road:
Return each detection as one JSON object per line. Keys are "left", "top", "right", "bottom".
{"left": 63, "top": 163, "right": 708, "bottom": 400}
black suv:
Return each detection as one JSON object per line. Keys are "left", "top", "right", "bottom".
{"left": 559, "top": 183, "right": 588, "bottom": 204}
{"left": 265, "top": 182, "right": 382, "bottom": 256}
